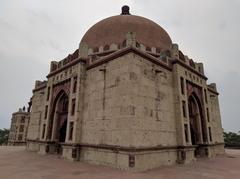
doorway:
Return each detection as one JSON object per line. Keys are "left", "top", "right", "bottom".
{"left": 188, "top": 93, "right": 205, "bottom": 157}
{"left": 51, "top": 91, "right": 69, "bottom": 154}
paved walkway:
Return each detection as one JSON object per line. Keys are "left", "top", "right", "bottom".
{"left": 0, "top": 146, "right": 240, "bottom": 179}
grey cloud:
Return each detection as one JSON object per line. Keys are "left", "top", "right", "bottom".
{"left": 217, "top": 21, "right": 227, "bottom": 30}
{"left": 47, "top": 40, "right": 64, "bottom": 53}
{"left": 0, "top": 18, "right": 14, "bottom": 30}
{"left": 25, "top": 9, "right": 52, "bottom": 23}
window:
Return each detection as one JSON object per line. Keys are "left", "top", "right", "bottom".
{"left": 47, "top": 87, "right": 50, "bottom": 101}
{"left": 184, "top": 124, "right": 189, "bottom": 143}
{"left": 182, "top": 101, "right": 186, "bottom": 118}
{"left": 129, "top": 155, "right": 135, "bottom": 168}
{"left": 19, "top": 125, "right": 24, "bottom": 132}
{"left": 208, "top": 127, "right": 212, "bottom": 142}
{"left": 198, "top": 66, "right": 201, "bottom": 73}
{"left": 180, "top": 77, "right": 185, "bottom": 95}
{"left": 204, "top": 89, "right": 208, "bottom": 103}
{"left": 18, "top": 134, "right": 23, "bottom": 141}
{"left": 69, "top": 122, "right": 74, "bottom": 141}
{"left": 21, "top": 116, "right": 25, "bottom": 123}
{"left": 189, "top": 73, "right": 192, "bottom": 78}
{"left": 72, "top": 76, "right": 77, "bottom": 93}
{"left": 42, "top": 124, "right": 46, "bottom": 139}
{"left": 44, "top": 105, "right": 48, "bottom": 119}
{"left": 71, "top": 99, "right": 76, "bottom": 115}
{"left": 206, "top": 108, "right": 210, "bottom": 122}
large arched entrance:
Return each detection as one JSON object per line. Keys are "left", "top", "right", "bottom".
{"left": 188, "top": 93, "right": 207, "bottom": 157}
{"left": 188, "top": 95, "right": 202, "bottom": 145}
{"left": 51, "top": 91, "right": 69, "bottom": 153}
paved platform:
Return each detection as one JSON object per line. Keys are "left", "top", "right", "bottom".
{"left": 0, "top": 146, "right": 240, "bottom": 179}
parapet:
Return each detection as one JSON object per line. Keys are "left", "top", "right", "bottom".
{"left": 50, "top": 49, "right": 80, "bottom": 73}
{"left": 208, "top": 83, "right": 217, "bottom": 91}
{"left": 47, "top": 31, "right": 206, "bottom": 78}
{"left": 34, "top": 80, "right": 47, "bottom": 92}
{"left": 173, "top": 48, "right": 205, "bottom": 76}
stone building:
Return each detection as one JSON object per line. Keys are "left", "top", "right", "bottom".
{"left": 26, "top": 6, "right": 224, "bottom": 171}
{"left": 8, "top": 108, "right": 29, "bottom": 145}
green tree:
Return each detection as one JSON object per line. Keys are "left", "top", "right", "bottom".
{"left": 224, "top": 131, "right": 240, "bottom": 148}
{"left": 0, "top": 128, "right": 9, "bottom": 145}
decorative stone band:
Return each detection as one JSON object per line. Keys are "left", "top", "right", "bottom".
{"left": 207, "top": 86, "right": 219, "bottom": 95}
{"left": 172, "top": 58, "right": 208, "bottom": 80}
{"left": 43, "top": 46, "right": 217, "bottom": 97}
{"left": 86, "top": 46, "right": 210, "bottom": 88}
{"left": 44, "top": 46, "right": 217, "bottom": 95}
{"left": 8, "top": 141, "right": 26, "bottom": 144}
{"left": 26, "top": 139, "right": 224, "bottom": 153}
{"left": 32, "top": 82, "right": 47, "bottom": 93}
{"left": 12, "top": 111, "right": 29, "bottom": 115}
{"left": 47, "top": 58, "right": 87, "bottom": 78}
{"left": 87, "top": 46, "right": 172, "bottom": 71}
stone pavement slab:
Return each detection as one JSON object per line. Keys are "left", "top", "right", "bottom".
{"left": 0, "top": 146, "right": 240, "bottom": 179}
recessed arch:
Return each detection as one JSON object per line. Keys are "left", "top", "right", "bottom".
{"left": 188, "top": 92, "right": 207, "bottom": 145}
{"left": 47, "top": 90, "right": 69, "bottom": 143}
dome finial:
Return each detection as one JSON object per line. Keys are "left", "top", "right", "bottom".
{"left": 121, "top": 5, "right": 130, "bottom": 15}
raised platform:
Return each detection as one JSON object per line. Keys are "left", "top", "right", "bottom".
{"left": 26, "top": 141, "right": 224, "bottom": 171}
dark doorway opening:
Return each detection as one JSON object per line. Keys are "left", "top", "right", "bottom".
{"left": 188, "top": 95, "right": 200, "bottom": 145}
{"left": 55, "top": 92, "right": 68, "bottom": 143}
{"left": 59, "top": 120, "right": 67, "bottom": 143}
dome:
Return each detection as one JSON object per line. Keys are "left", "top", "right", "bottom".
{"left": 80, "top": 6, "right": 172, "bottom": 51}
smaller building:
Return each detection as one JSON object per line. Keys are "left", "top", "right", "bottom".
{"left": 8, "top": 108, "right": 30, "bottom": 145}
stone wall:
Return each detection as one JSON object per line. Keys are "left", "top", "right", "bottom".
{"left": 25, "top": 48, "right": 225, "bottom": 171}
{"left": 80, "top": 147, "right": 178, "bottom": 171}
{"left": 82, "top": 52, "right": 177, "bottom": 147}
{"left": 27, "top": 88, "right": 45, "bottom": 141}
{"left": 208, "top": 90, "right": 224, "bottom": 144}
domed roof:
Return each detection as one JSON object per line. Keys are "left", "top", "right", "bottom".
{"left": 80, "top": 6, "right": 172, "bottom": 51}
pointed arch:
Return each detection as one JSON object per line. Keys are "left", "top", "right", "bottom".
{"left": 47, "top": 90, "right": 69, "bottom": 142}
{"left": 188, "top": 92, "right": 207, "bottom": 145}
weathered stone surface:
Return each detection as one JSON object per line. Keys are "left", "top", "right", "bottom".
{"left": 8, "top": 109, "right": 29, "bottom": 146}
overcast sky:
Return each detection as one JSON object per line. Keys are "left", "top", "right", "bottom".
{"left": 0, "top": 0, "right": 239, "bottom": 132}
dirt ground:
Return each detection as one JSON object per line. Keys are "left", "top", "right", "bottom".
{"left": 0, "top": 146, "right": 240, "bottom": 179}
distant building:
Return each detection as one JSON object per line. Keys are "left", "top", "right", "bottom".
{"left": 8, "top": 108, "right": 29, "bottom": 145}
{"left": 26, "top": 6, "right": 224, "bottom": 171}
